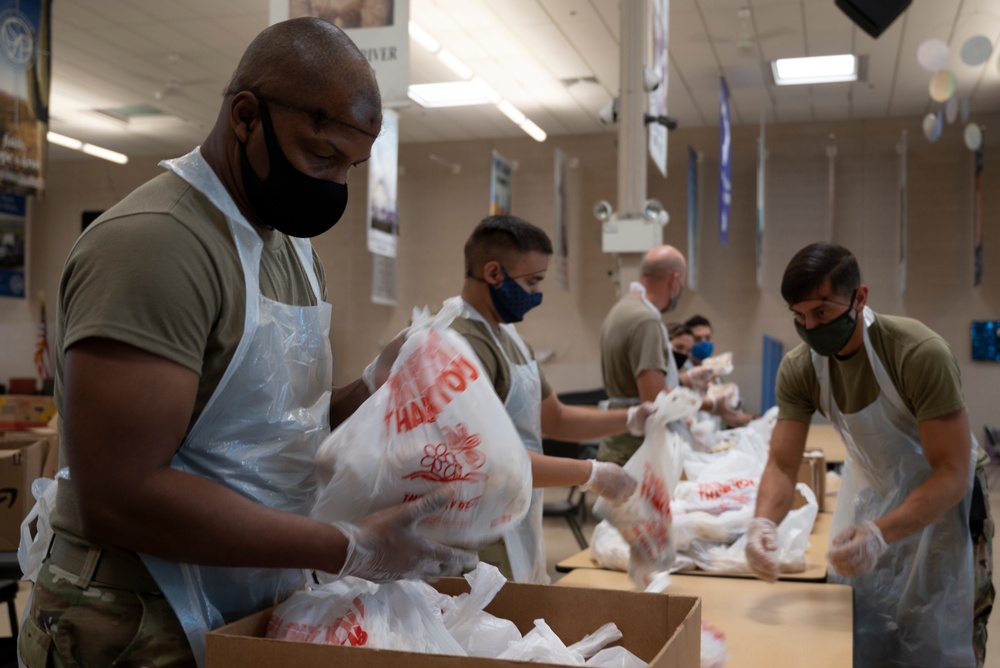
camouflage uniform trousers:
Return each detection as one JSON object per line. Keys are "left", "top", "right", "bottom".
{"left": 973, "top": 465, "right": 994, "bottom": 668}
{"left": 596, "top": 432, "right": 643, "bottom": 467}
{"left": 18, "top": 558, "right": 195, "bottom": 667}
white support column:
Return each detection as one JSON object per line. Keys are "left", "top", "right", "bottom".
{"left": 616, "top": 0, "right": 650, "bottom": 289}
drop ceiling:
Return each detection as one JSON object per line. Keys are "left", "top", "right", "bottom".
{"left": 48, "top": 0, "right": 1000, "bottom": 160}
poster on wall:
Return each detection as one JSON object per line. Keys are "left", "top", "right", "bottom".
{"left": 489, "top": 151, "right": 512, "bottom": 215}
{"left": 278, "top": 0, "right": 410, "bottom": 105}
{"left": 718, "top": 77, "right": 731, "bottom": 248}
{"left": 367, "top": 108, "right": 398, "bottom": 258}
{"left": 371, "top": 253, "right": 396, "bottom": 306}
{"left": 756, "top": 111, "right": 765, "bottom": 288}
{"left": 687, "top": 146, "right": 699, "bottom": 291}
{"left": 974, "top": 141, "right": 983, "bottom": 287}
{"left": 898, "top": 130, "right": 907, "bottom": 293}
{"left": 826, "top": 136, "right": 837, "bottom": 242}
{"left": 553, "top": 148, "right": 569, "bottom": 290}
{"left": 648, "top": 0, "right": 669, "bottom": 178}
{"left": 0, "top": 0, "right": 50, "bottom": 195}
{"left": 0, "top": 191, "right": 26, "bottom": 298}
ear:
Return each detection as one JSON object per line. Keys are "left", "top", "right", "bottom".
{"left": 230, "top": 92, "right": 260, "bottom": 144}
{"left": 482, "top": 260, "right": 504, "bottom": 286}
{"left": 855, "top": 285, "right": 869, "bottom": 311}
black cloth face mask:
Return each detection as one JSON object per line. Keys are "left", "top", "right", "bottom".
{"left": 238, "top": 99, "right": 348, "bottom": 238}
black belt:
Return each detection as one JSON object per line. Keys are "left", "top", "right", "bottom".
{"left": 47, "top": 534, "right": 161, "bottom": 594}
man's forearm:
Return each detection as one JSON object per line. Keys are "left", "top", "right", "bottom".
{"left": 874, "top": 467, "right": 970, "bottom": 544}
{"left": 754, "top": 458, "right": 799, "bottom": 525}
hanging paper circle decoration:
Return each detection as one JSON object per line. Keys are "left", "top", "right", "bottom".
{"left": 917, "top": 38, "right": 950, "bottom": 72}
{"left": 964, "top": 123, "right": 983, "bottom": 151}
{"left": 923, "top": 113, "right": 942, "bottom": 142}
{"left": 945, "top": 97, "right": 959, "bottom": 123}
{"left": 929, "top": 70, "right": 957, "bottom": 102}
{"left": 960, "top": 35, "right": 993, "bottom": 67}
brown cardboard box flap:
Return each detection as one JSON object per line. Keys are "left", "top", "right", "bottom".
{"left": 207, "top": 578, "right": 701, "bottom": 667}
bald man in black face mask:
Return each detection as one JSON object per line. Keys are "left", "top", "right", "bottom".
{"left": 747, "top": 241, "right": 993, "bottom": 667}
{"left": 21, "top": 19, "right": 475, "bottom": 667}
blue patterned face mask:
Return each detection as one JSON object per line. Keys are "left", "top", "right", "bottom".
{"left": 490, "top": 266, "right": 543, "bottom": 323}
{"left": 690, "top": 341, "right": 714, "bottom": 361}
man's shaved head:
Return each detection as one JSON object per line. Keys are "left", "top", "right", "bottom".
{"left": 640, "top": 245, "right": 687, "bottom": 281}
{"left": 225, "top": 17, "right": 380, "bottom": 130}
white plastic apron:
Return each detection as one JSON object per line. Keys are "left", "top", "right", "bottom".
{"left": 141, "top": 148, "right": 334, "bottom": 667}
{"left": 817, "top": 307, "right": 975, "bottom": 667}
{"left": 456, "top": 298, "right": 548, "bottom": 584}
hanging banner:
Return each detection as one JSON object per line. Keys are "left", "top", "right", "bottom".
{"left": 553, "top": 148, "right": 569, "bottom": 290}
{"left": 687, "top": 146, "right": 699, "bottom": 291}
{"left": 974, "top": 139, "right": 984, "bottom": 287}
{"left": 280, "top": 0, "right": 410, "bottom": 105}
{"left": 756, "top": 111, "right": 765, "bottom": 288}
{"left": 826, "top": 135, "right": 837, "bottom": 241}
{"left": 367, "top": 108, "right": 398, "bottom": 258}
{"left": 719, "top": 78, "right": 731, "bottom": 248}
{"left": 489, "top": 151, "right": 512, "bottom": 215}
{"left": 0, "top": 191, "right": 26, "bottom": 298}
{"left": 371, "top": 253, "right": 396, "bottom": 306}
{"left": 0, "top": 0, "right": 50, "bottom": 195}
{"left": 648, "top": 0, "right": 669, "bottom": 178}
{"left": 899, "top": 130, "right": 908, "bottom": 293}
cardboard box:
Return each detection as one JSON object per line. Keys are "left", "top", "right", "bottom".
{"left": 206, "top": 578, "right": 701, "bottom": 668}
{"left": 0, "top": 395, "right": 56, "bottom": 430}
{"left": 0, "top": 435, "right": 47, "bottom": 551}
{"left": 793, "top": 451, "right": 826, "bottom": 510}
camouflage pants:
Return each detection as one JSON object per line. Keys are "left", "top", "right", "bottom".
{"left": 596, "top": 432, "right": 643, "bottom": 467}
{"left": 19, "top": 558, "right": 195, "bottom": 667}
{"left": 972, "top": 466, "right": 994, "bottom": 668}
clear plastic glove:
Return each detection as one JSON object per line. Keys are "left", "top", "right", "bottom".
{"left": 745, "top": 517, "right": 779, "bottom": 583}
{"left": 828, "top": 520, "right": 888, "bottom": 577}
{"left": 333, "top": 486, "right": 478, "bottom": 582}
{"left": 579, "top": 461, "right": 637, "bottom": 504}
{"left": 680, "top": 365, "right": 716, "bottom": 391}
{"left": 625, "top": 402, "right": 655, "bottom": 437}
{"left": 713, "top": 399, "right": 751, "bottom": 428}
{"left": 362, "top": 328, "right": 408, "bottom": 393}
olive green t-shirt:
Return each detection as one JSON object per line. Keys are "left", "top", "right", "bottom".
{"left": 53, "top": 167, "right": 326, "bottom": 537}
{"left": 599, "top": 294, "right": 669, "bottom": 400}
{"left": 776, "top": 312, "right": 965, "bottom": 424}
{"left": 450, "top": 308, "right": 553, "bottom": 403}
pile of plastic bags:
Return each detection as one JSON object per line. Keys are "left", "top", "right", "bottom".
{"left": 267, "top": 563, "right": 648, "bottom": 666}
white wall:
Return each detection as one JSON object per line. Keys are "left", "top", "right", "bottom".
{"left": 3, "top": 113, "right": 998, "bottom": 437}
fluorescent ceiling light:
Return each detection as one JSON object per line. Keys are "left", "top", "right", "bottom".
{"left": 408, "top": 81, "right": 496, "bottom": 108}
{"left": 81, "top": 143, "right": 129, "bottom": 164}
{"left": 772, "top": 54, "right": 857, "bottom": 85}
{"left": 47, "top": 131, "right": 82, "bottom": 150}
{"left": 519, "top": 118, "right": 547, "bottom": 143}
{"left": 47, "top": 131, "right": 129, "bottom": 164}
{"left": 408, "top": 22, "right": 439, "bottom": 53}
{"left": 496, "top": 99, "right": 526, "bottom": 125}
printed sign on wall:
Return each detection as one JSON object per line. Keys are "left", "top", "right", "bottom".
{"left": 367, "top": 109, "right": 399, "bottom": 258}
{"left": 489, "top": 151, "right": 512, "bottom": 216}
{"left": 718, "top": 78, "right": 731, "bottom": 248}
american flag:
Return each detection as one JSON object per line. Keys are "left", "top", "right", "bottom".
{"left": 35, "top": 298, "right": 52, "bottom": 381}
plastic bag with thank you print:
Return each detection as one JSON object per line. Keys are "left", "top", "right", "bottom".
{"left": 310, "top": 299, "right": 532, "bottom": 566}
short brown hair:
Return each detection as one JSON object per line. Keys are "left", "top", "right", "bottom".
{"left": 780, "top": 242, "right": 860, "bottom": 305}
{"left": 464, "top": 215, "right": 552, "bottom": 276}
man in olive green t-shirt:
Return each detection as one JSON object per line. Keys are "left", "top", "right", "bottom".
{"left": 746, "top": 242, "right": 993, "bottom": 667}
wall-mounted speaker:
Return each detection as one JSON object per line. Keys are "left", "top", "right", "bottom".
{"left": 834, "top": 0, "right": 911, "bottom": 38}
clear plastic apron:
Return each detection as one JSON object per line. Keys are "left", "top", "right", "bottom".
{"left": 141, "top": 148, "right": 334, "bottom": 667}
{"left": 817, "top": 307, "right": 975, "bottom": 667}
{"left": 454, "top": 298, "right": 548, "bottom": 583}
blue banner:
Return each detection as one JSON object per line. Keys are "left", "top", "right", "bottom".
{"left": 0, "top": 191, "right": 27, "bottom": 298}
{"left": 719, "top": 78, "right": 731, "bottom": 248}
{"left": 687, "top": 146, "right": 699, "bottom": 291}
{"left": 760, "top": 335, "right": 784, "bottom": 414}
{"left": 0, "top": 0, "right": 50, "bottom": 194}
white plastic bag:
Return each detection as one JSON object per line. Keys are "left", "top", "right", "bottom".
{"left": 586, "top": 646, "right": 647, "bottom": 668}
{"left": 594, "top": 390, "right": 700, "bottom": 586}
{"left": 589, "top": 519, "right": 631, "bottom": 572}
{"left": 19, "top": 474, "right": 59, "bottom": 582}
{"left": 700, "top": 621, "right": 729, "bottom": 668}
{"left": 444, "top": 562, "right": 522, "bottom": 657}
{"left": 497, "top": 619, "right": 584, "bottom": 664}
{"left": 311, "top": 299, "right": 532, "bottom": 550}
{"left": 267, "top": 576, "right": 468, "bottom": 655}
